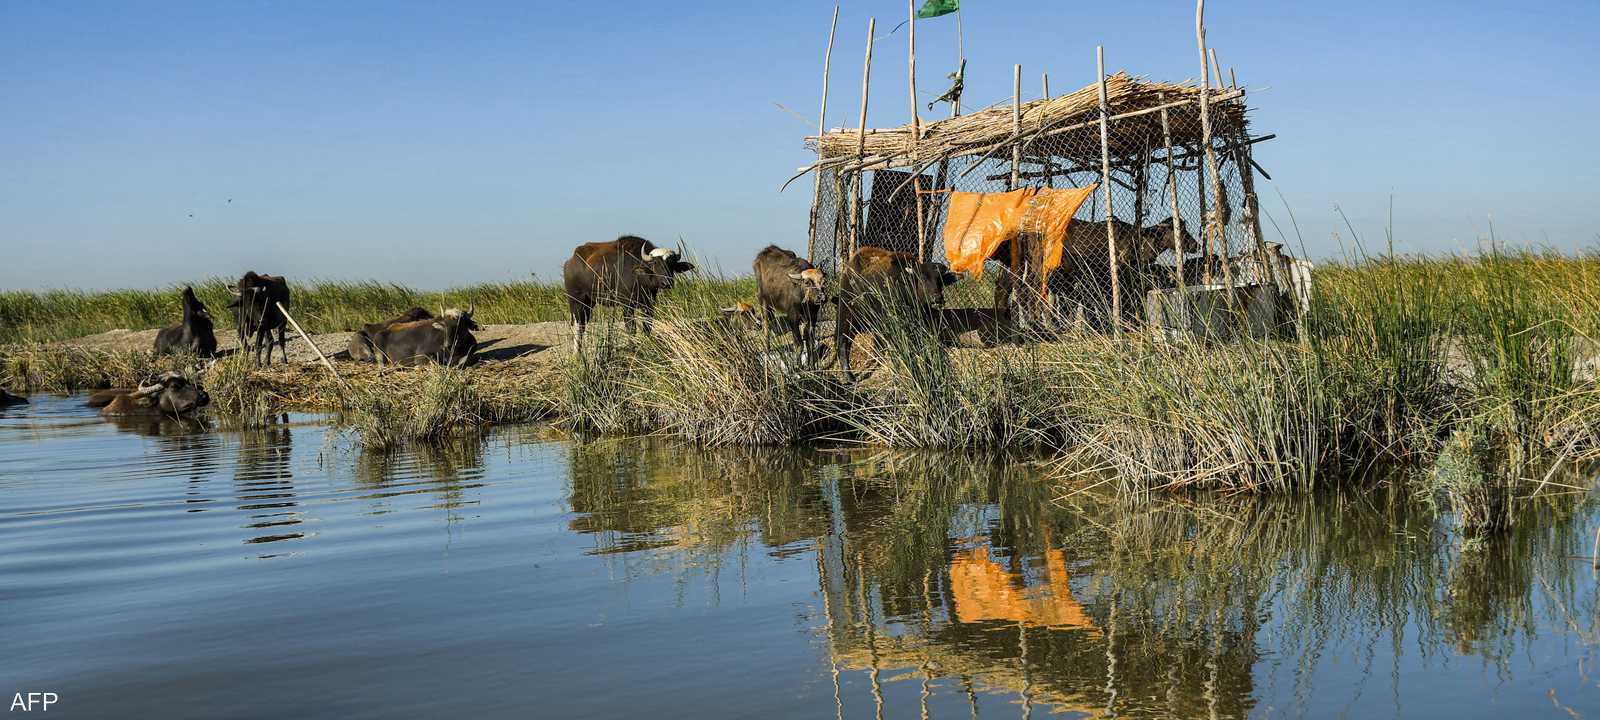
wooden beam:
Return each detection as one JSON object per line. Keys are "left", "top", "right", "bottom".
{"left": 849, "top": 18, "right": 875, "bottom": 261}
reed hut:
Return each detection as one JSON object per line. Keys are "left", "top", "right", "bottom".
{"left": 795, "top": 10, "right": 1277, "bottom": 334}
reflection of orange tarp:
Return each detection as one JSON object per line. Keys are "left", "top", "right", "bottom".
{"left": 942, "top": 186, "right": 1098, "bottom": 286}
{"left": 947, "top": 544, "right": 1101, "bottom": 634}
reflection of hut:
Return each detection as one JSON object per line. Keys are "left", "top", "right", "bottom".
{"left": 947, "top": 542, "right": 1099, "bottom": 634}
{"left": 797, "top": 8, "right": 1279, "bottom": 334}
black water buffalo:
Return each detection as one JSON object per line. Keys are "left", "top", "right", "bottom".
{"left": 154, "top": 286, "right": 219, "bottom": 358}
{"left": 367, "top": 308, "right": 480, "bottom": 367}
{"left": 0, "top": 389, "right": 25, "bottom": 406}
{"left": 86, "top": 372, "right": 210, "bottom": 417}
{"left": 834, "top": 246, "right": 958, "bottom": 374}
{"left": 562, "top": 235, "right": 695, "bottom": 350}
{"left": 227, "top": 272, "right": 291, "bottom": 365}
{"left": 347, "top": 307, "right": 434, "bottom": 362}
{"left": 753, "top": 244, "right": 828, "bottom": 357}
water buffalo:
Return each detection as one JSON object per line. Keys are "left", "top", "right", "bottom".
{"left": 154, "top": 286, "right": 219, "bottom": 358}
{"left": 227, "top": 272, "right": 291, "bottom": 365}
{"left": 834, "top": 247, "right": 958, "bottom": 375}
{"left": 347, "top": 307, "right": 434, "bottom": 362}
{"left": 934, "top": 307, "right": 1010, "bottom": 347}
{"left": 753, "top": 245, "right": 829, "bottom": 358}
{"left": 562, "top": 235, "right": 695, "bottom": 350}
{"left": 0, "top": 389, "right": 25, "bottom": 406}
{"left": 86, "top": 372, "right": 210, "bottom": 417}
{"left": 718, "top": 301, "right": 764, "bottom": 332}
{"left": 367, "top": 308, "right": 480, "bottom": 367}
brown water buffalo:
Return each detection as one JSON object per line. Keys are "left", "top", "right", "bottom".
{"left": 367, "top": 308, "right": 480, "bottom": 367}
{"left": 834, "top": 247, "right": 958, "bottom": 375}
{"left": 347, "top": 307, "right": 434, "bottom": 362}
{"left": 562, "top": 235, "right": 695, "bottom": 350}
{"left": 86, "top": 372, "right": 210, "bottom": 417}
{"left": 154, "top": 286, "right": 219, "bottom": 358}
{"left": 718, "top": 301, "right": 764, "bottom": 332}
{"left": 227, "top": 272, "right": 291, "bottom": 365}
{"left": 753, "top": 244, "right": 828, "bottom": 357}
{"left": 934, "top": 307, "right": 1010, "bottom": 347}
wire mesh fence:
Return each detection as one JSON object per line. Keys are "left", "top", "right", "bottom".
{"left": 809, "top": 91, "right": 1270, "bottom": 334}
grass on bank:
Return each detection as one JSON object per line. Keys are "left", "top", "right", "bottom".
{"left": 3, "top": 249, "right": 1598, "bottom": 532}
{"left": 0, "top": 276, "right": 759, "bottom": 344}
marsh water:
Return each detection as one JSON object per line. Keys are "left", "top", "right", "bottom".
{"left": 3, "top": 396, "right": 1599, "bottom": 719}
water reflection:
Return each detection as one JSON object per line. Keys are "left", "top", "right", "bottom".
{"left": 233, "top": 414, "right": 304, "bottom": 546}
{"left": 563, "top": 442, "right": 1600, "bottom": 717}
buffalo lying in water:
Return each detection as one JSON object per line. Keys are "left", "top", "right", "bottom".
{"left": 1, "top": 389, "right": 25, "bottom": 406}
{"left": 563, "top": 235, "right": 695, "bottom": 350}
{"left": 366, "top": 308, "right": 480, "bottom": 367}
{"left": 154, "top": 286, "right": 219, "bottom": 358}
{"left": 347, "top": 307, "right": 434, "bottom": 362}
{"left": 86, "top": 372, "right": 210, "bottom": 417}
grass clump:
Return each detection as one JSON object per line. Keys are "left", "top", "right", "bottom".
{"left": 345, "top": 367, "right": 484, "bottom": 448}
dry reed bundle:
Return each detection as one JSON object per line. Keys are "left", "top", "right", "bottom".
{"left": 807, "top": 73, "right": 1247, "bottom": 170}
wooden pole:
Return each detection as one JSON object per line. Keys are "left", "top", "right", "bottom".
{"left": 1010, "top": 64, "right": 1022, "bottom": 190}
{"left": 908, "top": 0, "right": 928, "bottom": 261}
{"left": 275, "top": 301, "right": 348, "bottom": 395}
{"left": 1196, "top": 0, "right": 1237, "bottom": 297}
{"left": 1158, "top": 92, "right": 1185, "bottom": 294}
{"left": 1096, "top": 46, "right": 1121, "bottom": 336}
{"left": 1209, "top": 48, "right": 1225, "bottom": 90}
{"left": 1041, "top": 73, "right": 1053, "bottom": 189}
{"left": 807, "top": 6, "right": 840, "bottom": 263}
{"left": 849, "top": 18, "right": 875, "bottom": 261}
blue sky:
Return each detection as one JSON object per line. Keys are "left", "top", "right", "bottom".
{"left": 2, "top": 0, "right": 1596, "bottom": 290}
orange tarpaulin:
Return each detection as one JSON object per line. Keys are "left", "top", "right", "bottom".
{"left": 942, "top": 185, "right": 1098, "bottom": 289}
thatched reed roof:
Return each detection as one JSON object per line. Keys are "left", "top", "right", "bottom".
{"left": 806, "top": 72, "right": 1249, "bottom": 173}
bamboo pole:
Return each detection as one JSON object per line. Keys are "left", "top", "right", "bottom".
{"left": 275, "top": 301, "right": 348, "bottom": 395}
{"left": 1196, "top": 0, "right": 1236, "bottom": 298}
{"left": 1158, "top": 92, "right": 1185, "bottom": 293}
{"left": 908, "top": 0, "right": 928, "bottom": 261}
{"left": 1010, "top": 64, "right": 1022, "bottom": 189}
{"left": 1096, "top": 46, "right": 1121, "bottom": 335}
{"left": 1041, "top": 73, "right": 1053, "bottom": 189}
{"left": 849, "top": 18, "right": 875, "bottom": 261}
{"left": 807, "top": 6, "right": 840, "bottom": 263}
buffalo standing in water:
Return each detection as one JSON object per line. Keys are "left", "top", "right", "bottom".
{"left": 154, "top": 286, "right": 218, "bottom": 358}
{"left": 347, "top": 307, "right": 434, "bottom": 362}
{"left": 227, "top": 272, "right": 291, "bottom": 365}
{"left": 562, "top": 235, "right": 695, "bottom": 350}
{"left": 753, "top": 244, "right": 828, "bottom": 360}
{"left": 86, "top": 372, "right": 210, "bottom": 417}
{"left": 833, "top": 247, "right": 958, "bottom": 375}
{"left": 367, "top": 308, "right": 480, "bottom": 367}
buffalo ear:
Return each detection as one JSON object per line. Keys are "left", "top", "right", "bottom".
{"left": 671, "top": 261, "right": 695, "bottom": 273}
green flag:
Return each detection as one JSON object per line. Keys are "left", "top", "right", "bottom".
{"left": 916, "top": 0, "right": 959, "bottom": 19}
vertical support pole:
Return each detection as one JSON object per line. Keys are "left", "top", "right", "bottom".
{"left": 1209, "top": 48, "right": 1225, "bottom": 90}
{"left": 849, "top": 18, "right": 875, "bottom": 261}
{"left": 1196, "top": 0, "right": 1237, "bottom": 298}
{"left": 1096, "top": 46, "right": 1121, "bottom": 336}
{"left": 908, "top": 0, "right": 928, "bottom": 261}
{"left": 806, "top": 6, "right": 840, "bottom": 263}
{"left": 1041, "top": 73, "right": 1053, "bottom": 189}
{"left": 1158, "top": 92, "right": 1185, "bottom": 294}
{"left": 1009, "top": 64, "right": 1022, "bottom": 190}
